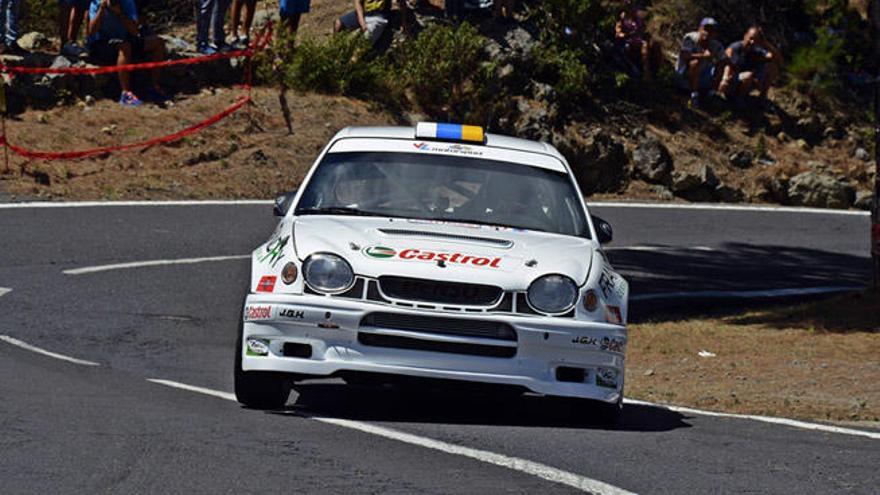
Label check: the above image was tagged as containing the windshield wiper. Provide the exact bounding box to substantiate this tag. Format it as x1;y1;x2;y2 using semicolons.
296;206;386;217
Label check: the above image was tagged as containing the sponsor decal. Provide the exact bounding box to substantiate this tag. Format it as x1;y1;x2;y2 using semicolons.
245;305;272;321
596;367;618;389
256;276;277;293
572;336;599;346
600;336;626;353
362;245;502;268
246;338;270;356
599;268;619;300
279;308;305;319
412;142;483;156
317;311;339;329
605;305;623;325
259;235;290;268
364;246;396;259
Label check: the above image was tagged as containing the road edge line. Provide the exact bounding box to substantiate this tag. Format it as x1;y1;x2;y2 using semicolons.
64;255;250;275
0;335;100;367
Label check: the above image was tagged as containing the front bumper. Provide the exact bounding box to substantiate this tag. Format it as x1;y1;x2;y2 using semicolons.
241;293;627;403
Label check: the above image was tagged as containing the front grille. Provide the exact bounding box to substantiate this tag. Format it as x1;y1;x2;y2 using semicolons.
361;312;517;341
379;276;502;306
358;333;516;358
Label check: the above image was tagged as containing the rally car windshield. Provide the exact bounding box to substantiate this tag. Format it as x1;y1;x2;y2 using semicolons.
295;151;589;238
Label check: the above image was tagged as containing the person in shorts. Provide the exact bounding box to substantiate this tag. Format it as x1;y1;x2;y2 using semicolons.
60;0;90;57
88;0;167;106
335;0;408;46
674;17;728;109
280;0;309;37
230;0;256;48
719;26;783;109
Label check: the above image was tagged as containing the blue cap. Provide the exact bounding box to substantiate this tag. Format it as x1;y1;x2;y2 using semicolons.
700;17;718;28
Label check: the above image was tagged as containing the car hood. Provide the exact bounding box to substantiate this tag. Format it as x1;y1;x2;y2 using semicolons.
293;216;594;290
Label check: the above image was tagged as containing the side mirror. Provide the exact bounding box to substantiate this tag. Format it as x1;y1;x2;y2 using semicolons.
592;215;613;244
273;190;297;217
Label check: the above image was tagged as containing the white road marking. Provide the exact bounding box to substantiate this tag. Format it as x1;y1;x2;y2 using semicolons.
630;286;862;301
0;199;869;217
0;288;11;298
64;255;250;275
606;246;716;252
0;335;100;366
624;398;880;441
0;200;272;209
590;201;870;216
147;379;637;495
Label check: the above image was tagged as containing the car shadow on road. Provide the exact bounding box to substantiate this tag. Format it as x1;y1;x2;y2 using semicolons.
268;381;691;432
612;242;872;323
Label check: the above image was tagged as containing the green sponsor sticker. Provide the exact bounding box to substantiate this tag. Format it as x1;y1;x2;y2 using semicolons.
364;246;396;259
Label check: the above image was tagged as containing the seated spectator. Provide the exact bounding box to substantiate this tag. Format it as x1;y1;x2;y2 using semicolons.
60;0;89;56
614;2;661;78
280;0;309;37
0;0;25;55
197;0;231;55
335;0;408;46
230;0;256;48
674;17;727;109
719;26;782;109
88;0;167;107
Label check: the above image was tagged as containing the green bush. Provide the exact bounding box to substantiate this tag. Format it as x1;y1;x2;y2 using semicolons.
787;28;845;94
394;22;499;123
529;45;589;101
260;32;386;98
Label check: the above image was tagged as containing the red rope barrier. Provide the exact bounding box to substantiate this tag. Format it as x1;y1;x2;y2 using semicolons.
0;22;274;162
0;95;251;160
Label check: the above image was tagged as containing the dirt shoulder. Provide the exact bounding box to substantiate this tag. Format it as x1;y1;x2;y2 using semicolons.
626;290;880;424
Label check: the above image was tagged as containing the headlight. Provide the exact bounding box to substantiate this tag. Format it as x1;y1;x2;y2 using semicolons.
302;253;355;293
527;274;578;314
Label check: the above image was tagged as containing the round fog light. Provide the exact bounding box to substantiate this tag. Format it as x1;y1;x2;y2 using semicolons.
583;290;598;312
246;338;270;356
281;262;298;285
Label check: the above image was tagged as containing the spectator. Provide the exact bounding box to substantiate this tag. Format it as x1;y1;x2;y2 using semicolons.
494;0;514;22
197;0;231;54
60;0;90;57
280;0;310;37
0;0;24;55
230;0;256;48
88;0;167;106
614;2;661;78
719;26;783;109
334;0;408;46
674;17;727;109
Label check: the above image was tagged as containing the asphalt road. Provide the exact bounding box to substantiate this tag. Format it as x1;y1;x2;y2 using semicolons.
0;202;876;494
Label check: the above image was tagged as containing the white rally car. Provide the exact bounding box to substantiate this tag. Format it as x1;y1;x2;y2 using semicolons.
236;122;629;421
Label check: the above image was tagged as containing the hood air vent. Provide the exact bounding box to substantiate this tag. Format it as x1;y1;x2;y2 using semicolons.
378;229;513;248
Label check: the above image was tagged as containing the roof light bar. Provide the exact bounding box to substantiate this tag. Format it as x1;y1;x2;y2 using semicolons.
415;122;485;144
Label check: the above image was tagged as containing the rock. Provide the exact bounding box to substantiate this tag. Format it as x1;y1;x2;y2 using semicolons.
729;150;753;168
643;369;654;377
84;95;95;106
18;32;49;51
36;113;49;124
503;26;537;56
823;126;845;141
631;137;673;185
776;131;790;142
649;185;675;200
715;184;745;202
795;139;810;150
160;35;196;56
671;163;718;202
32;170;51;186
552;128;628;194
101;125;117;135
514;98;552;142
854;148;871;162
531;82;557;104
795;114;823;141
854;190;874;211
787;172;856;209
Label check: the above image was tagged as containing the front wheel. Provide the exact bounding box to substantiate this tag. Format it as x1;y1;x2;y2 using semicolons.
234;319;291;409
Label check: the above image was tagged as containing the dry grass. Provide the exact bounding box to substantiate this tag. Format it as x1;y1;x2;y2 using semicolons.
627;290;880;423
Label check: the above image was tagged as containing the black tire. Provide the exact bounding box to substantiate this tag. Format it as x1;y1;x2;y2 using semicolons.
234;318;291;409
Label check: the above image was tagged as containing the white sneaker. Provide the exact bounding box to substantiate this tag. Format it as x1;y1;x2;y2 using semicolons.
61;42;87;57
